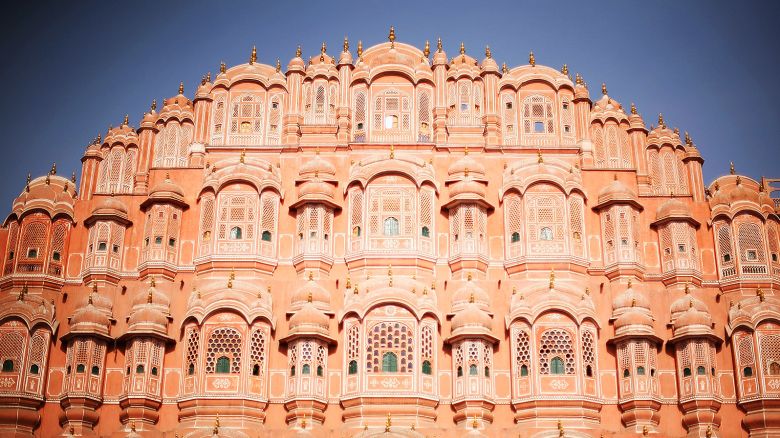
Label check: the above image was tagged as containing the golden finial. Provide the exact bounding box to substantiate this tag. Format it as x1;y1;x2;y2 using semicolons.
423;40;430;57
585;287;590;296
630;102;636;115
706;426;713;438
436;37;443;53
469;292;475;304
758;288;765;302
71;171;76;183
689;299;694;309
388;26;396;47
178;81;184;95
50;162;57;175
229;269;235;280
642;425;648;436
684;282;690;294
736;175;742;185
131;421;136;432
250;45;257;64
385;412;392;432
308;271;314;281
467;272;473;281
485;45;492;59
685;131;692;145
464;167;469;177
575;73;583;85
206;72;211;82
150;276;156;287
657;113;665;128
422;287;428;296
674;127;680;135
558;419;564;432
631;298;636;307
561;64;568;75
88;293;93;305
537;149;544;164
354;284;359;295
346;276;352;289
357;40;363;58
601;83;607;95
276;59;281;72
240;148;246;164
320;41;327;62
431;281;436;291
220;61;226;74
549;270;555;290
390;144;395;159
213;414;220;434
502;63;508;74
69;426;74;435
151;99;157;112
45;174;50;185
17;284;27;301
464;145;469;156
627;277;632;288
512;286;517;295
472;416;479;429
307;291;313;303
529;50;535;67
123;114;129;126
296;45;302;58
267;285;271;295
343;36;349;52
201;74;206;86
730;161;735;175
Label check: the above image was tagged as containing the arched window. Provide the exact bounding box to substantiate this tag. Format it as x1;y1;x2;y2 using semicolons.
382;352;398;372
136;364;145;374
317;365;324;377
457;366;463;377
696;366;706;375
290;365;296;376
623;369;630;378
151;367;158;376
683;367;692;377
540;227;553;241
520;365;528;377
744;366;753;377
550;357;565;375
637;366;646;375
1;359;13;372
352;226;361;237
511;232;520;243
384;217;399;236
302;364;311;375
188;363;195;375
29;364;39;375
91;366;100;376
421;226;430;237
422;360;432;375
261;230;272;242
484;366;490;377
252;364;260;376
216;356;230;374
586;365;593;377
230;227;242;240
348;360;358;375
76;364;86;373
469;364;478;376
770;362;780;375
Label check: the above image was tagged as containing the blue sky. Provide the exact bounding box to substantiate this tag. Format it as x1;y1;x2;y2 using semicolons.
0;0;777;207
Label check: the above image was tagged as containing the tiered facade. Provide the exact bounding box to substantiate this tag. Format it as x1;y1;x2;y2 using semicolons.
1;30;779;437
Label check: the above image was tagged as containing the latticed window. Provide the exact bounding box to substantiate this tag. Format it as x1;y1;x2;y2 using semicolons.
348;188;364;252
250;328;266;377
205;327;241;374
736;334;755;378
259;191;279;256
759;332;780;375
450;203;487;257
421;325;433;375
525;184;566;256
304;82;335;125
648;147;688;195
521;94;554;140
216;192;256;251
560;97;576;144
0;326;25;374
347;324;360;375
49;219;68;275
373;89;412;141
366;180;416;251
210;93;227;145
296;203;333;256
593;122;631;168
715;222;736;278
353;89;367;141
448;80;482;126
153;122;192;168
366;321;413;373
581;327;597;377
502;93;517;144
184;326;199;376
266;94;283;145
19;218;47;272
539;328;575;375
4;221;19;274
417;88;432;142
514;328;531;377
228;93;264;145
737;221;768;275
97;147;136;194
504;193;523;258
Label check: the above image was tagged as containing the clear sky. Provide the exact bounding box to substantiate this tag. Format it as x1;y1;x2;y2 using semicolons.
0;0;778;208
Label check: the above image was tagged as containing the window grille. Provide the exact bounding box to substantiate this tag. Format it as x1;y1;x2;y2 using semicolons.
366;321;413;373
539;328;575;375
205;327;241;374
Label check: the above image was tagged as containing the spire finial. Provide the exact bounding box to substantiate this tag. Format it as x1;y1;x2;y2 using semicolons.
575;72;583;85
71;171;76;183
423;40;430;57
706;426;713;438
276;59;281;72
627;277;632;288
220;61;226;74
685;131;692;145
178;81;184;95
307;291;313;303
537;149;544;164
240;148;246;164
561;64;568;75
436;37;443;52
50;162;57;175
250;45;257;64
88;293;93;305
469;292;475;304
150;275;156;288
684;282;690;294
458;42;465;56
658;113;665;128
642;425;649;436
206;72;211;82
472;416;479;429
390;144;395;159
147;287;153;304
388;26;396;47
123;114;129;126
730;161;735;175
385;413;392;432
151;99;157;112
502;62;508;74
296;45;302;58
357;40;363;57
630;102;636;115
343;36;349;52
131;421;136;432
758;288;765;302
213;414;220;435
529;50;535;66
485;45;491;59
601;83;607;95
320;41;327;61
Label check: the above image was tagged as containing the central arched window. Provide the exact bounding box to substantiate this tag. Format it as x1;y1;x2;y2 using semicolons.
348;360;358;375
550;357;565;375
1;359;13;372
469;364;478;376
382;352;398;372
230;226;242;240
384;217;399;236
540;227;553;241
422;360;432;375
216;356;230;373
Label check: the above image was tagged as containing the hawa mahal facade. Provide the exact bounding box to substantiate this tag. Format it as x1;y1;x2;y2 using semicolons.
0;30;779;437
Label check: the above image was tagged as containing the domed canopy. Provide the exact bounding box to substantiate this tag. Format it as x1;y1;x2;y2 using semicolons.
595;179;641;210
614;309;653;330
451;280;491;314
299;154;337;180
86;195;131;226
447;154;486;180
130;281;171;311
124;304;171;341
282;302;334;345
10;174;77;222
289;277;331;314
64;301;112;341
141;176;187;209
443;179;491;210
448;302;498;345
291;178;339;210
653;198;699;227
611;283;650;316
670;292;708;318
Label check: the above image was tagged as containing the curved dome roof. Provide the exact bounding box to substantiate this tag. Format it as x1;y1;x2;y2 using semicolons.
131;283;171;309
299;154;337;179
451;280;490;313
614;308;653;330
149;177;185;198
288;302;330;335
91;195;128;216
448;154;485;178
127;304;168;331
656;198;692;221
673;307;712;330
670;290;708;317
612;284;650;313
596;179;639;208
451;302;493;332
291;278;331;310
